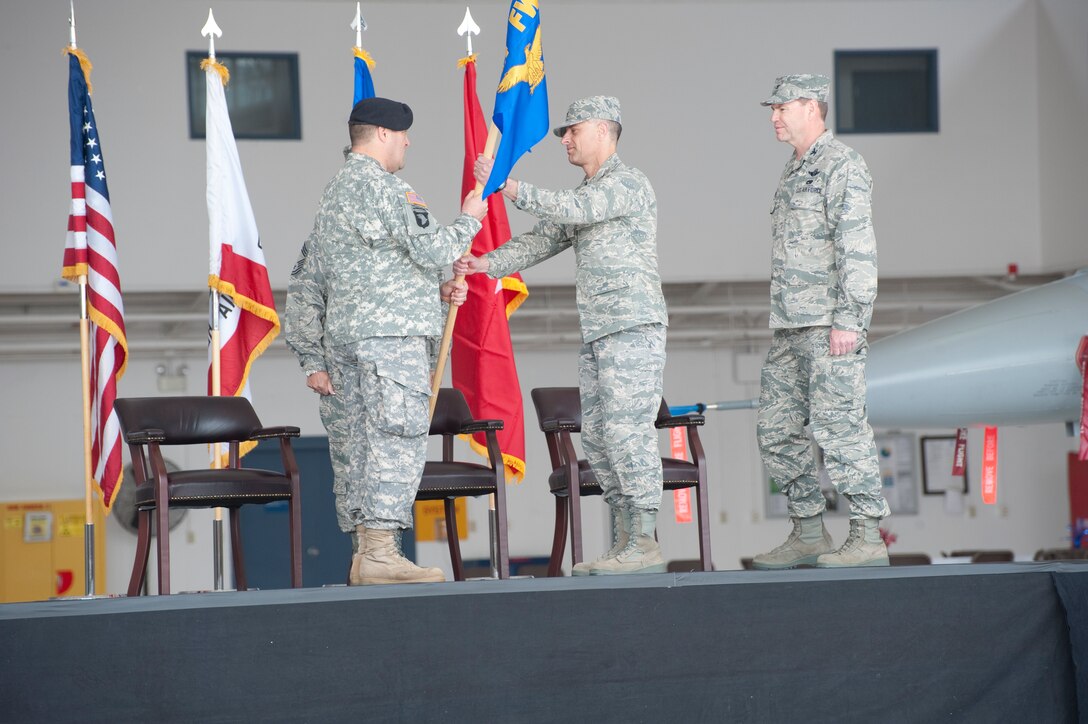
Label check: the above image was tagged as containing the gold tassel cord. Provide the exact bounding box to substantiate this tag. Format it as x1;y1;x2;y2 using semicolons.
352;47;376;70
62;47;93;95
457;53;478;69
200;58;230;86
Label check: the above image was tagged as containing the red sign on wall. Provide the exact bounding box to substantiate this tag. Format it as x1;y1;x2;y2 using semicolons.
671;427;692;523
981;426;998;505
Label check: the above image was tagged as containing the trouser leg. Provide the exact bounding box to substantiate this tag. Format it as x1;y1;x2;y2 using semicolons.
334;336;431;531
318;363;354;536
757;329;823;518
807;330;890;520
580;324;667;513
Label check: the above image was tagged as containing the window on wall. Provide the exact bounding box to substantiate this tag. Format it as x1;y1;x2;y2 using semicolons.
834;49;938;134
186;51;301;140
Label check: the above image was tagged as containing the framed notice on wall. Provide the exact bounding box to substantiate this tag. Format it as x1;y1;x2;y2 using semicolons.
921;435;968;495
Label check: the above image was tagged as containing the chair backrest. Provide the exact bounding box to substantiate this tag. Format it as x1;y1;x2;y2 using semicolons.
970;549;1014;563
114;396;263;445
531;387;582;432
889;553;932;566
430;389;473;436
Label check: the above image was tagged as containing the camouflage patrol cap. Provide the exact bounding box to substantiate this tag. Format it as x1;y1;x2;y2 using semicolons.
760;74;831;106
552;95;622;137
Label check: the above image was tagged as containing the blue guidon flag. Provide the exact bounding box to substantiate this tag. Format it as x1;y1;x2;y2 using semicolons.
353;46;376;106
483;0;549;197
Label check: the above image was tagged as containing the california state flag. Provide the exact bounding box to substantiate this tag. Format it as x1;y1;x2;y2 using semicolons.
203;59;279;425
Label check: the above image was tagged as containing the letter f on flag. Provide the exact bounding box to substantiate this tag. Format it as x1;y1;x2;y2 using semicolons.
483;0;549;197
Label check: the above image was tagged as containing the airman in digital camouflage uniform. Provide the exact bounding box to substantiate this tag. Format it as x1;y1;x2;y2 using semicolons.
753;75;891;570
286;97;486;584
455;96;669;576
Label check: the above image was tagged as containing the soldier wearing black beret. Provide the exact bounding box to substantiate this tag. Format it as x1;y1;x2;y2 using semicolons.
285;97;487;585
348;96;414;131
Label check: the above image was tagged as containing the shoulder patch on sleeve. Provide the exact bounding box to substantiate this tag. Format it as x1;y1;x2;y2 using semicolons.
290;240;309;277
403;192;437;234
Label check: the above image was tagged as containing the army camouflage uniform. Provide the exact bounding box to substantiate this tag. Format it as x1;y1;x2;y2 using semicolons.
286;151;481;531
485;152;668;513
285;235;353;534
758;129;891;520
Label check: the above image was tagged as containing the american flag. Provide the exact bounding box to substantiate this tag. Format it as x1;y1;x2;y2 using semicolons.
62;50;128;510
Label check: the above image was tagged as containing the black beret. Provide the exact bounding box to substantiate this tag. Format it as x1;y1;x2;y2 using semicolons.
348;97;413;131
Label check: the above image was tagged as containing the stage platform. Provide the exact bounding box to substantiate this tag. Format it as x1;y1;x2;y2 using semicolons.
2;562;1086;723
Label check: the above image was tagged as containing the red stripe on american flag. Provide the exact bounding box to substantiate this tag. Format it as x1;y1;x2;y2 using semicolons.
85;205;115;244
87;246;121;292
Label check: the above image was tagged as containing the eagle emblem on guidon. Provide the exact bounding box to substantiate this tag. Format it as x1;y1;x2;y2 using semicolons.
497;27;544;94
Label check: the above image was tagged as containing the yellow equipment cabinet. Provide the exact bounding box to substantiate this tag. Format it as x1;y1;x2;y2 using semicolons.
0;499;106;603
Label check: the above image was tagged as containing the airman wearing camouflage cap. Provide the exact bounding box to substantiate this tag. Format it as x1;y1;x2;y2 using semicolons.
286;97;487;585
752;76;891;572
552;95;622;136
455;95;669;576
760;74;831;106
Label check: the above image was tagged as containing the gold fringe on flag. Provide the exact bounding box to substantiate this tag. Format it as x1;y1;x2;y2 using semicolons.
501;276;529;318
200;58;230;86
353;47;376;70
62;47;93;95
457;53;478;69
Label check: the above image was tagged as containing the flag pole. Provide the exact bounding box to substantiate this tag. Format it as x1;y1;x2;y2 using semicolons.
443;7;504;579
69;1;98;598
431;8;499;417
429;122;499;415
203;9;226;592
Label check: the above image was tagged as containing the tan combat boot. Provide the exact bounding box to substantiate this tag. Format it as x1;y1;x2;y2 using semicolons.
348;525;367;586
589;509;667;575
816;518;889;568
358;527;446;584
751;515;834;570
572;506;628;576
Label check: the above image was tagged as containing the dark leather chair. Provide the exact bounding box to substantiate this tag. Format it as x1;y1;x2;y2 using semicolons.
969;549;1015;563
114;396;302;596
416;388;509;580
531;386;712;577
1033;547;1088;561
888;552;932;566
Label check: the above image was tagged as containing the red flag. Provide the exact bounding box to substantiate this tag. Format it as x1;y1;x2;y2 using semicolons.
63;49;128;510
451;55;527;482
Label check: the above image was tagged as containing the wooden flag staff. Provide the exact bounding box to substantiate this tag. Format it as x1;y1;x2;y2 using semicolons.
202;8;227;591
68;1;100;598
428;125;498;416
429;5;498;417
430;7;507;580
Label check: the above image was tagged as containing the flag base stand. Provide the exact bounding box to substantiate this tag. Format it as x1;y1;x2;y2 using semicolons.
213;516;224;591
